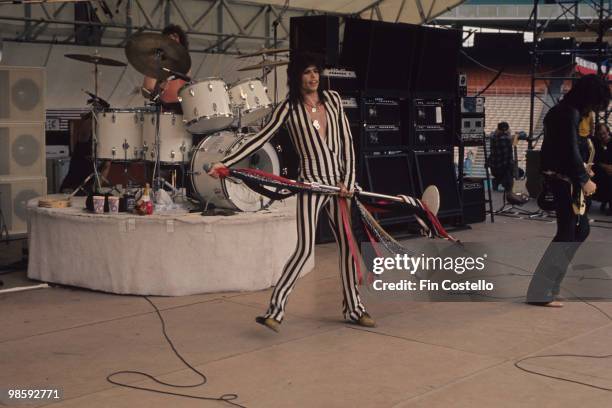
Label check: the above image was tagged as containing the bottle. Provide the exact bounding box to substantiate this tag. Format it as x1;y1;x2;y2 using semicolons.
136;184;154;215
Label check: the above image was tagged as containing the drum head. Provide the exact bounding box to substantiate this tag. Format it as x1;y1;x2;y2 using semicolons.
223;142;280;212
190;132;280;212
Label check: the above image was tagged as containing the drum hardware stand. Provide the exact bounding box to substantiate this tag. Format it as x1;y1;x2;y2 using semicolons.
150;67;193;196
71;108;104;197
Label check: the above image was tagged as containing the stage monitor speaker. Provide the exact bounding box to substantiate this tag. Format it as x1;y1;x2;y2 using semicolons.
0;123;46;178
290;16;339;66
363;153;416;222
0;66;45;123
0;177;46;235
413;151;462;217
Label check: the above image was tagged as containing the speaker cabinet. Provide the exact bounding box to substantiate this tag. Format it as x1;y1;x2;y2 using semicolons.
0;67;45;123
413;151;462;217
0;123;46;178
362;153;416;223
0;177;46;235
290;16;339;66
462;178;486;224
526;149;542;198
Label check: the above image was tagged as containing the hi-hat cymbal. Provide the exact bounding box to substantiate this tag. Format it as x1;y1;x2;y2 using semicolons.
238;48;290;59
64;54;127;67
125;32;191;80
238;59;289;72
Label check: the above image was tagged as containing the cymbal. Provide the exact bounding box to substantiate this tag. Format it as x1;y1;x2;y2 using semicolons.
238;48;290;59
64;54;127;67
125;32;191;80
238;59;289;72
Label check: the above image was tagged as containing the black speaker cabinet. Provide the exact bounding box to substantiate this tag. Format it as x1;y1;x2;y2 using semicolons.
413;151;462;217
363;153;416;223
526;149;543;198
290;16;339;67
462;177;486;224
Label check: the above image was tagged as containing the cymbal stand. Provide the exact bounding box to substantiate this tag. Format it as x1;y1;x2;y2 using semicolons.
150;49;164;194
76;108;104;194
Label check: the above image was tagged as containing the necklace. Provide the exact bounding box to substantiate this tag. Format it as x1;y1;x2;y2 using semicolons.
304;99;320;113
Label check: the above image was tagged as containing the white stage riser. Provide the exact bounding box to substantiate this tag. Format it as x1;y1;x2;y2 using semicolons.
27;197;313;296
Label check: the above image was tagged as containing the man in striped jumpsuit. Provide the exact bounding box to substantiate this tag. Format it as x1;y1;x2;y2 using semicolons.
209;52;375;332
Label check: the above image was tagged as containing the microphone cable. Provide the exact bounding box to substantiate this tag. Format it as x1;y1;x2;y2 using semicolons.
106;296;246;407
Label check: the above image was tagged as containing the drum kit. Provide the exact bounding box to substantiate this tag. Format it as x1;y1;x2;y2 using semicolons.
67;33;290;212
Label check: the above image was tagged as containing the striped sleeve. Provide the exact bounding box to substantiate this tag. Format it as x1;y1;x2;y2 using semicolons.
221;99;290;168
333;91;356;190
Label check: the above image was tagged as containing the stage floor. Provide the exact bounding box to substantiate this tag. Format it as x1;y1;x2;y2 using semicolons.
2;193;612;407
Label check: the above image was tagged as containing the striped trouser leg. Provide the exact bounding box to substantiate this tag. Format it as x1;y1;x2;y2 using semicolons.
326;196;366;321
265;191;327;322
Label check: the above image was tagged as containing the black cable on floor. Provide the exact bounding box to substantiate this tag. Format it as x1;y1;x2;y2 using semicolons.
475;255;612;391
106;296;246;408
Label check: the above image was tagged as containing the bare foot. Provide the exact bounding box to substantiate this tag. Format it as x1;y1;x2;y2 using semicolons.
527;301;564;307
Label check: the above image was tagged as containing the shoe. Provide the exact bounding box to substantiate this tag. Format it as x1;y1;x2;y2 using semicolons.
255;316;280;332
526;301;563;308
354;312;377;328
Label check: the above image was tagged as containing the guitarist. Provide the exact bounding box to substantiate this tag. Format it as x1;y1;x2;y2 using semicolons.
527;74;610;307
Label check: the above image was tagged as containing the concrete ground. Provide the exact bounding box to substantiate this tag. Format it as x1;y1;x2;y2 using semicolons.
1;191;612;408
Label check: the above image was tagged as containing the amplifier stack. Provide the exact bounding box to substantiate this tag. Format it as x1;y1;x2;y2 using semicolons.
292;16;473;237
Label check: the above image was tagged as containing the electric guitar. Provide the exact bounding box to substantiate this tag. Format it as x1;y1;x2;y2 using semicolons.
571;138;595;216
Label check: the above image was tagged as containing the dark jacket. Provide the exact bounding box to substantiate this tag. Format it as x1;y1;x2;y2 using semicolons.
540;101;589;186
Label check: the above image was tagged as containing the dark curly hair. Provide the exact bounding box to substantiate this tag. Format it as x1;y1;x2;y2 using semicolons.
563;74;611;114
287;51;325;108
162;24;189;50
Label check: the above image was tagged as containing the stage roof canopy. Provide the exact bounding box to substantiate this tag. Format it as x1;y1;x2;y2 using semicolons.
244;0;466;25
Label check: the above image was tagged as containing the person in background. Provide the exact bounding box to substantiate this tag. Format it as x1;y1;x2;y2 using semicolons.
142;24;189;113
592;123;612;214
488;121;516;193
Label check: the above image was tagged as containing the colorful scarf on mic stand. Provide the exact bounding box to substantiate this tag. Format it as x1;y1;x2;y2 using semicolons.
216;167;457;284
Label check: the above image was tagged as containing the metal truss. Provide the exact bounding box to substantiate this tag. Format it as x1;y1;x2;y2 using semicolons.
0;0;341;54
527;0;611;146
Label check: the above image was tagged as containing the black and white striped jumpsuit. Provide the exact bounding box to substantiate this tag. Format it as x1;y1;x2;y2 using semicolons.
221;90;367;322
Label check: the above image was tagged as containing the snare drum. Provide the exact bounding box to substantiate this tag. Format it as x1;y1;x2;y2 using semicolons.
142;112;192;164
95;109;143;161
178;78;234;134
228;78;273;126
190;131;280;212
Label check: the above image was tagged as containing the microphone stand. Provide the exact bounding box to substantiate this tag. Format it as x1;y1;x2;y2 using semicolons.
271;0;289;105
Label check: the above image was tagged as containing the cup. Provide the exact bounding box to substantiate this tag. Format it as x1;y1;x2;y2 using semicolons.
93;195;105;214
108;196;120;213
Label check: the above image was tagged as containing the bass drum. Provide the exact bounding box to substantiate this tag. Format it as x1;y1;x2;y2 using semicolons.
190;131;280;212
